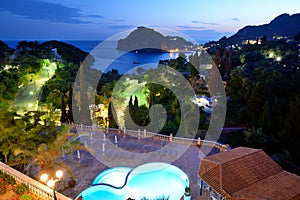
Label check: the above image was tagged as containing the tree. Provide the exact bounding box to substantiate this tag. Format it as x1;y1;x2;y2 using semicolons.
67;84;74;123
60;94;67;123
190;52;199;78
132;96;140;125
124;96;136;130
14;126;91;179
280;94;300;162
108;101;118;128
294;32;300;42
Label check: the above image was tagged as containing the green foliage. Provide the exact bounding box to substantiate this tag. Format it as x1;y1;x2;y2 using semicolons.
0;173;15;185
15;183;29;195
294;32;300;42
225;39;300;174
108;101;118;128
244;51;264;63
0;172;16;195
0;178;7;195
40;40;92;65
244;128;265;148
19;193;33;200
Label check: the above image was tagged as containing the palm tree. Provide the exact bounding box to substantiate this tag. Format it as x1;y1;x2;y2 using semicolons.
14;125;92;179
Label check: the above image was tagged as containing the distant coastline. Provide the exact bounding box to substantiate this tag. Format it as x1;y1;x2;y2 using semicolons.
3;39;208;53
3;40;102;52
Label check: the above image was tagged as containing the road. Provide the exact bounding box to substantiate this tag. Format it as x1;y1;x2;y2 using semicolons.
11;62;56;115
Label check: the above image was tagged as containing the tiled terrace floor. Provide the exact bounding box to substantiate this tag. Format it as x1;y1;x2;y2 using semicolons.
61;131;219;199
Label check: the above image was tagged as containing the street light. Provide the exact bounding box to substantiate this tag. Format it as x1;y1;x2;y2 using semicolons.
40;170;63;200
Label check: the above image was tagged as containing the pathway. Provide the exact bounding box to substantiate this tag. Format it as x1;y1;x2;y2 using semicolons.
11;62;56;115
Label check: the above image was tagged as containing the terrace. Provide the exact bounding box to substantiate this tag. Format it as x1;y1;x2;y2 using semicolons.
1;125;229;199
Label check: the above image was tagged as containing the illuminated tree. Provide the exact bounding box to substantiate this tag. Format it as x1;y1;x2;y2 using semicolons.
108;101;118;128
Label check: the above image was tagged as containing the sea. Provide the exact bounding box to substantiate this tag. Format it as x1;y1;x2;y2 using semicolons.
4;40;198;74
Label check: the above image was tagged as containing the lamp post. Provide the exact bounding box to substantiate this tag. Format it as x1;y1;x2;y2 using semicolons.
40;170;63;200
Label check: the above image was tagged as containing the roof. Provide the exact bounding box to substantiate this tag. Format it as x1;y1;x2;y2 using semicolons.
199;147;300;200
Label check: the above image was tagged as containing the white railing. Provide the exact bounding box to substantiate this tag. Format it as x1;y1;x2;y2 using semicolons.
74;124;229;152
0;162;71;200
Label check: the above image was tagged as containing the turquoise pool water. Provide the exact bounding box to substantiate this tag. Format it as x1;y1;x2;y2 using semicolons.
75;162;189;200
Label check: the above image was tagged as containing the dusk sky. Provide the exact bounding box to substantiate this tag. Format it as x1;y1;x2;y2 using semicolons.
0;0;299;42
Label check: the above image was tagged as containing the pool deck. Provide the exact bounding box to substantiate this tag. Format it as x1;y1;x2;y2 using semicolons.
61;132;219;199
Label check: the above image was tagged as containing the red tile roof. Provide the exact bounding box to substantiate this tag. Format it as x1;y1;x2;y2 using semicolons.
199;147;300;200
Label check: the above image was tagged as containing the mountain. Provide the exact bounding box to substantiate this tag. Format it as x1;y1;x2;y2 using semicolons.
41;40;94;65
117;26;194;52
218;13;300;45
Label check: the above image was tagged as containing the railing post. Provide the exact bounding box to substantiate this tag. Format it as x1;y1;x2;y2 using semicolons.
169;134;173;143
144;129;146;137
138;129;141;140
77;150;80;159
115;135;118;145
197;137;201;146
102;143;105;154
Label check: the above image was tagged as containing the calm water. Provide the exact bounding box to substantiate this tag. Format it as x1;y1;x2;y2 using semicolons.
4;40;194;74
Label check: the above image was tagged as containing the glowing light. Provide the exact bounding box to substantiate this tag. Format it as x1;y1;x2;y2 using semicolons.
269;52;274;58
29;91;34;95
276;56;282;62
40;174;48;182
47;179;55;188
28;103;33;107
56;170;63;179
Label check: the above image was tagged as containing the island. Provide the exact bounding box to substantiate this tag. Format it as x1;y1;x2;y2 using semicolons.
117;26;195;52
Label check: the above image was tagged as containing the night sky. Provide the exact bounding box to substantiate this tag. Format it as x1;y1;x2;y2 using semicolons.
0;0;299;42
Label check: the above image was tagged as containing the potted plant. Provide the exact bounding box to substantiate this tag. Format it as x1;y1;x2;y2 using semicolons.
184;187;191;200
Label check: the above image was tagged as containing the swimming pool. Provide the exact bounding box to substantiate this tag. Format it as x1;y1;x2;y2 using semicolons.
75;162;190;200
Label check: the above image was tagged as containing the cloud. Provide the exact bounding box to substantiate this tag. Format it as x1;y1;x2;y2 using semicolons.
85;14;104;19
107;24;136;29
177;25;205;30
0;0;102;24
179;29;233;42
192;20;220;25
231;18;239;21
115;19;126;22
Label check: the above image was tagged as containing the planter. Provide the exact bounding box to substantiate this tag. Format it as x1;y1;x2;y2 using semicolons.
184;187;191;200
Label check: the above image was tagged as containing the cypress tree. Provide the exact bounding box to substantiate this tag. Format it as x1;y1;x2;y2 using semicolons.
190;52;200;78
67;84;74;123
60;94;67;123
133;96;140;125
108;101;118;128
128;95;133;116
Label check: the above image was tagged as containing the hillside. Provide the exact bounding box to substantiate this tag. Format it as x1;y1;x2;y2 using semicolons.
41;40;94;65
218;13;300;45
117;26;194;52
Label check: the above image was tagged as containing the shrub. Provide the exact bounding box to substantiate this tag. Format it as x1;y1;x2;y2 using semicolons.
19;193;33;200
15;183;29;195
0;178;7;195
0;172;16;185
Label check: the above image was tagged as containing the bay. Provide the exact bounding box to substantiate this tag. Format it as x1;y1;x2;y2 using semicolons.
3;40;194;74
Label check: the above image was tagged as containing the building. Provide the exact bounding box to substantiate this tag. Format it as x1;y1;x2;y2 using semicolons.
198;147;300;200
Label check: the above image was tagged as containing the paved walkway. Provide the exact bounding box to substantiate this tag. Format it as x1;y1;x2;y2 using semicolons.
61;130;219;199
11;62;56;115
